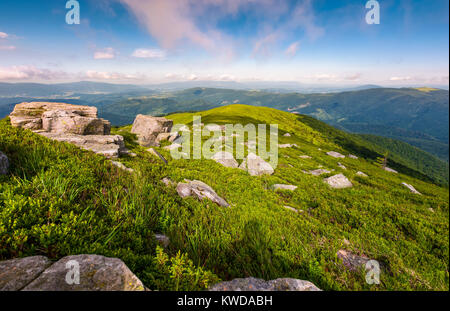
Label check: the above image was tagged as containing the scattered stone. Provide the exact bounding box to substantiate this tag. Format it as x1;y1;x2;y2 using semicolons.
401;182;421;195
384;167;398;173
337;250;371;271
309;169;331;176
156;133;172;144
323;174;353;189
154;234;170;248
356;171;368;177
283;133;291;137
239;153;274;176
111;161;134;173
176;180;229;207
22;255;145;291
326;151;345;158
147;148;168;164
284;206;300;213
0;256;52;291
338;162;347;170
209;277;321;291
131;114;173;147
38;133;127;158
272;184;297;191
348;154;358;159
299;155;312;159
278;144;297;148
211;151;239;168
164;143;182;151
161;177;175;187
121;149;137;157
10;102;110;135
0;151;9;175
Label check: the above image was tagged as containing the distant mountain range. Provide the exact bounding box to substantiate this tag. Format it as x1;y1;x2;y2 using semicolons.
0;82;448;164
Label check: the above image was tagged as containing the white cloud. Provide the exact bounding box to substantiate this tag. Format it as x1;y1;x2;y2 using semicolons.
390;76;412;81
94;47;116;59
0;65;68;80
285;41;300;57
0;32;8;39
85;70;142;80
0;45;16;51
131;48;166;59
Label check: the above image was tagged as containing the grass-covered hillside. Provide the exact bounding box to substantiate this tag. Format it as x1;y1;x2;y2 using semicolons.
0;105;448;291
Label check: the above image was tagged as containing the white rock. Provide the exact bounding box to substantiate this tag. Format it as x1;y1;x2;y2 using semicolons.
401;182;421;195
272;184;297;191
326;151;345;158
324;174;353;189
356;171;368;177
384;167;398;173
239;153;274;176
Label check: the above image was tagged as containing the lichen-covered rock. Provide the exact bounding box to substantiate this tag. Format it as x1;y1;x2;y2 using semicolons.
0;256;52;291
22;255;145;291
0;151;9;175
401;182;421;195
211;151;238;168
38;133;126;158
324;174;353;189
176;180;229;207
326;151;346;158
239;153;274;176
272;184;297;191
131;114;173;147
208;277;321;291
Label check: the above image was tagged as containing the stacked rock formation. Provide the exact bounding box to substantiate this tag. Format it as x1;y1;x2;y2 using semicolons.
9;102;126;158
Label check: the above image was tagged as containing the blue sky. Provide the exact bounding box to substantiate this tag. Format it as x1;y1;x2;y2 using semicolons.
0;0;448;86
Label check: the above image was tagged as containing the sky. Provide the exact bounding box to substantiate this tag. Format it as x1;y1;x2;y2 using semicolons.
0;0;448;86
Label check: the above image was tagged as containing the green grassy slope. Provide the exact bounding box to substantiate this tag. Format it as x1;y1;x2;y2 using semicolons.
0;105;449;291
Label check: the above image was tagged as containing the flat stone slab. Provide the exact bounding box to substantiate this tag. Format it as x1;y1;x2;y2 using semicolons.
348;154;358;159
324;174;353;189
0;256;52;291
356;171;368;177
176;180;229;207
384;167;398;173
309;169;331;176
272;184;297;191
326;151;346;158
22;254;145;291
211;151;239;168
299;155;312;159
401;182;421;195
209;277;321;291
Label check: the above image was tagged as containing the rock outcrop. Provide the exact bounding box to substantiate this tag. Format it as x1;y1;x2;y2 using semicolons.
0;151;9;175
176;180;229;207
9;102;126;158
401;182;421;195
10;102;110;135
324;174;353;189
239;153;274;176
211;151;238;168
0;255;145;291
131;114;173;147
209;277;321;291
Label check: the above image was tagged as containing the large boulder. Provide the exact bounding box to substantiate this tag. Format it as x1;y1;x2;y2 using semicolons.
0;256;52;291
10;102;110;135
239;153;274;176
323;174;353;189
0;151;9;175
22;254;145;291
211;151;238;168
176;180;229;207
131;114;173;147
38;133;126;158
209;277;321;291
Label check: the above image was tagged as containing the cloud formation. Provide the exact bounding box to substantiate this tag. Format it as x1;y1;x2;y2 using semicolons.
132;48;166;59
285;41;300;57
0;32;8;39
0;65;68;80
94;47;116;59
